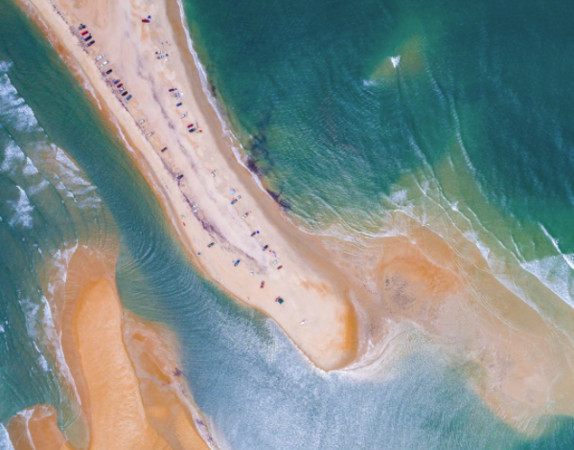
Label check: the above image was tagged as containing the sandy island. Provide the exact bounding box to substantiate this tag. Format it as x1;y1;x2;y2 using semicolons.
8;245;211;449
14;0;574;438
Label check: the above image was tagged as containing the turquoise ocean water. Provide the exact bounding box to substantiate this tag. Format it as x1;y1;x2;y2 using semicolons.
1;0;574;447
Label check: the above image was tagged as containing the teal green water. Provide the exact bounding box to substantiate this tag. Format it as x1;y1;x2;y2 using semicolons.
0;0;574;448
184;0;574;306
184;0;574;238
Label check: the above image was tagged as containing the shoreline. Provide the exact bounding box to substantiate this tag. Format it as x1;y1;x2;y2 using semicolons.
7;245;212;449
15;0;360;371
13;0;574;437
170;0;280;201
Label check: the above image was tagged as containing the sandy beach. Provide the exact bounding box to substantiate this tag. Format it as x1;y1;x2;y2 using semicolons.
8;245;211;449
17;0;358;372
14;0;574;438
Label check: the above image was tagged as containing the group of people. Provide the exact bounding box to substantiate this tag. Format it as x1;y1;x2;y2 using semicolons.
82;17;288;307
79;24;132;102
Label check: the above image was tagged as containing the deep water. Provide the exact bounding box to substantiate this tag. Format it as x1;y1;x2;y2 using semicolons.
0;0;574;448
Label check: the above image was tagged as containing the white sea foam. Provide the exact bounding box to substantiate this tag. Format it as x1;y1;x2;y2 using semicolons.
1;142;43;192
0;60;13;73
176;0;225;131
22;157;39;176
53;146;82;174
15;409;34;445
52;146;93;189
389;188;408;205
49;245;78;290
451;104;486;197
204;416;230;450
45;145;101;210
522;256;574;309
467;230;491;260
28;179;50;195
11;248;84;424
38;353;50;372
540;224;574;271
40;290;83;405
76;197;101;210
74;185;97;196
7;186;34;229
0;141;26;173
0;423;15;450
504;224;574;310
458;222;574;324
80;77;103;111
1;137;93;213
20;297;40;338
0;73;39;133
40;245;83;407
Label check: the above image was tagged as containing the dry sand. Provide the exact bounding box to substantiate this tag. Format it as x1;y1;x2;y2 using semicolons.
17;0;357;372
8;245;211;449
14;0;574;437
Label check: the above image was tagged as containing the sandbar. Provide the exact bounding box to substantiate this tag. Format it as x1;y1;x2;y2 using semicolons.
8;245;211;449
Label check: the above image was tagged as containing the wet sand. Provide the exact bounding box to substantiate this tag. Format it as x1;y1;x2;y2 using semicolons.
331;213;574;433
7;246;211;449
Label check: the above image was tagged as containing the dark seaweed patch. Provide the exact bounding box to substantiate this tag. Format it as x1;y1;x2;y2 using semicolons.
246;155;263;177
266;188;291;210
208;78;217;98
245;132;272;176
249;133;269;159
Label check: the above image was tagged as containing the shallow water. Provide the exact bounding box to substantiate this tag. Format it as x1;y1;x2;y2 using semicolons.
1;0;574;448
